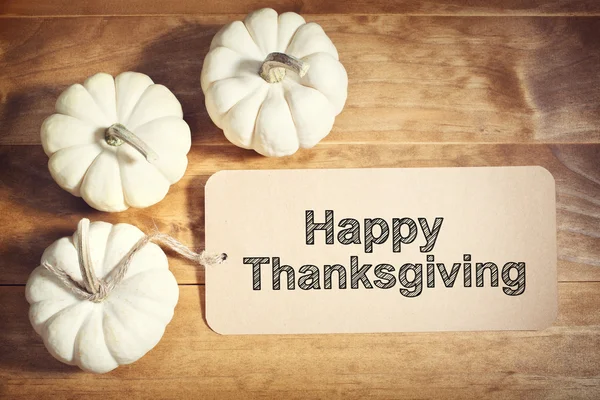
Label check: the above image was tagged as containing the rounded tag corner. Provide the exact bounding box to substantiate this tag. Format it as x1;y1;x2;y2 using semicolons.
532;165;556;189
205;307;229;336
205;170;231;193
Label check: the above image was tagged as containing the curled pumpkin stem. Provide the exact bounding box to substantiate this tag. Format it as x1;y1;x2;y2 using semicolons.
105;123;159;164
41;218;227;303
259;52;310;83
76;218;101;295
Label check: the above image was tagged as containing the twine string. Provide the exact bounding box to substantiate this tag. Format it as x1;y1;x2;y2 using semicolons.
41;219;227;303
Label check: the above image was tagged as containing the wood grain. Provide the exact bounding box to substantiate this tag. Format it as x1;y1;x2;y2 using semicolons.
1;284;599;399
1;0;600;16
1;16;600;145
1;143;598;285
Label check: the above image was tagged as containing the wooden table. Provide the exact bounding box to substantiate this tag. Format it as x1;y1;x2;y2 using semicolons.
1;1;599;398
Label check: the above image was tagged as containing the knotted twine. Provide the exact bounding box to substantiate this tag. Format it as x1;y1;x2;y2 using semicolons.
41;218;227;303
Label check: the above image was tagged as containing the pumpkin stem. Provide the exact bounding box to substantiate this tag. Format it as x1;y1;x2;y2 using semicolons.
105;123;159;164
259;52;310;83
76;218;101;295
42;219;228;303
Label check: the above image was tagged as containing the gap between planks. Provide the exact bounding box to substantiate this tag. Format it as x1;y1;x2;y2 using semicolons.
2;13;600;18
3;142;600;146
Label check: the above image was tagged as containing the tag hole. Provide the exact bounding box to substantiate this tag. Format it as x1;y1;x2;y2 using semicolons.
221;253;228;261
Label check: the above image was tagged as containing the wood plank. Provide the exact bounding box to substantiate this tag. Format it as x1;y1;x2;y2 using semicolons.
1;143;598;285
1;16;599;145
1;284;599;399
1;0;600;16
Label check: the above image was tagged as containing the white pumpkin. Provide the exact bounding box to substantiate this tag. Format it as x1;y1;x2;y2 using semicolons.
42;71;191;212
201;8;348;157
25;219;179;373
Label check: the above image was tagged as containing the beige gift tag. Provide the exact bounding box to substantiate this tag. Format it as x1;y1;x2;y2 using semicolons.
205;167;557;335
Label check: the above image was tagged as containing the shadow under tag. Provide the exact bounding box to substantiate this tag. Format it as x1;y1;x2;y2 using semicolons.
204;167;557;335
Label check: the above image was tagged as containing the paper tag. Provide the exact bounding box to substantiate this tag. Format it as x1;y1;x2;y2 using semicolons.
205;167;557;335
